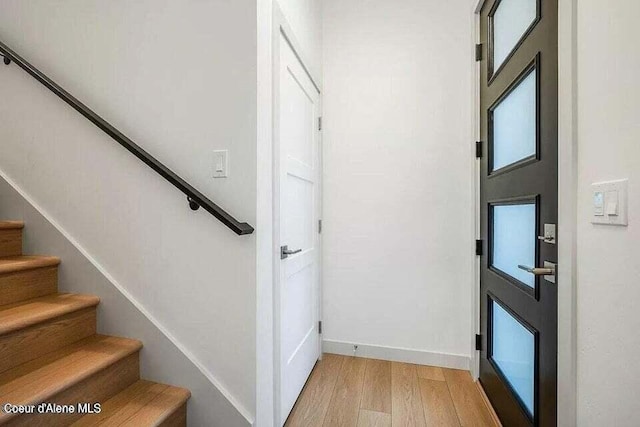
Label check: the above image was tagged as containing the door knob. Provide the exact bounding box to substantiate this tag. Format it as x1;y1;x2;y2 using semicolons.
281;245;302;260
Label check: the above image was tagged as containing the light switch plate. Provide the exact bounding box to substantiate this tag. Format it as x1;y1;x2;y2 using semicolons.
591;179;628;226
213;150;228;178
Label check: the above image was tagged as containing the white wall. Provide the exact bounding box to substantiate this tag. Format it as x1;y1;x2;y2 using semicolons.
576;1;640;425
0;0;257;423
322;0;475;365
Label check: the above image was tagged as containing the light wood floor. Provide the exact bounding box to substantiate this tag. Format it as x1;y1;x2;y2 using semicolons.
285;354;500;427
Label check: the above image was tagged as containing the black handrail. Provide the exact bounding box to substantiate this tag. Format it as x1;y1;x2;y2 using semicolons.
0;41;254;236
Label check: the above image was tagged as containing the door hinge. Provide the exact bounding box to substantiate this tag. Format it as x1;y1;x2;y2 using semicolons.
476;141;483;158
319;321;323;334
318;117;323;131
475;240;483;256
475;44;483;61
318;219;323;234
475;334;482;351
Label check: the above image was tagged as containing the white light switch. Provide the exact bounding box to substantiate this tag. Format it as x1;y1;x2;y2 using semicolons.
591;179;628;226
213;150;228;178
605;191;619;216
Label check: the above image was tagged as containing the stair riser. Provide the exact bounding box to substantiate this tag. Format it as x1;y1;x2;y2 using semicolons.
5;352;140;427
0;229;22;257
0;308;97;374
159;403;187;427
0;267;58;306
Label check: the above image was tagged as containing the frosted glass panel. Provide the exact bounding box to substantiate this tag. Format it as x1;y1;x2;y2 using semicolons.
492;69;536;171
492;204;536;287
492;300;535;417
493;0;537;71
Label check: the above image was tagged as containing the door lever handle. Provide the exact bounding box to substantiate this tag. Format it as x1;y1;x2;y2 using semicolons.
518;264;555;276
281;245;302;260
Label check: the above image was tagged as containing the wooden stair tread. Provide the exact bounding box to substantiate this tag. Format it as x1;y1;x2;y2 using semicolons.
0;220;189;424
0;293;100;335
0;221;24;230
0;255;61;274
72;380;191;426
0;334;142;423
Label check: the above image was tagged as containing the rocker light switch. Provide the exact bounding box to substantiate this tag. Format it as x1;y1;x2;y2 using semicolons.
606;191;619;216
591;179;628;226
213;150;228;178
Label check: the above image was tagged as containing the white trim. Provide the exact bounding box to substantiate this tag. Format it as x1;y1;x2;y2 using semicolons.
323;340;471;371
0;167;254;426
271;14;283;425
471;0;483;381
256;0;275;425
557;0;578;424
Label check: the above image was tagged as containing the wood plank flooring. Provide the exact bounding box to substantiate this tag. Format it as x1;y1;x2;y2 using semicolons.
285;354;499;427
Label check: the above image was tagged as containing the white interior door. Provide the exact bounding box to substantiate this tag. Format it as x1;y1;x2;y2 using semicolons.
278;33;321;424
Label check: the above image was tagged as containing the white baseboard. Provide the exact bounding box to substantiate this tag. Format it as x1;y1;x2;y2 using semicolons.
323;339;471;371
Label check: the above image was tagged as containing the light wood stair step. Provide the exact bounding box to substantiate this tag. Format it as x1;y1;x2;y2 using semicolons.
0;294;100;373
0;293;99;335
0;256;60;275
0;221;24;230
72;380;190;427
0;334;142;426
0;256;60;306
0;221;24;258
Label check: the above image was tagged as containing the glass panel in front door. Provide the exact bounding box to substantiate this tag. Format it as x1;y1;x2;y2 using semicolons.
491;299;536;418
490;66;537;172
491;203;536;288
491;0;539;76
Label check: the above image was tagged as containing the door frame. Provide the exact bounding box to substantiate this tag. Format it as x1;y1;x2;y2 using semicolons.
271;5;323;426
471;0;577;425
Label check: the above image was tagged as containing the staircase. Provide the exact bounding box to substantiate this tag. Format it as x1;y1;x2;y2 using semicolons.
0;221;190;426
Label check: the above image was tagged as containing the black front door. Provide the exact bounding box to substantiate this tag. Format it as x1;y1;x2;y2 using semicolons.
479;0;558;425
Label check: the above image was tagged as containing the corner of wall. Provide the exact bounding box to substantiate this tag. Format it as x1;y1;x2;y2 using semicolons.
256;0;275;425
